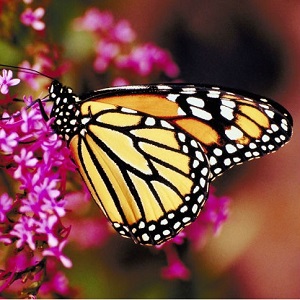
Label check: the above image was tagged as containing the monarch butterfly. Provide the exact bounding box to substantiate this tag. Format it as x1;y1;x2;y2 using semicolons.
2;66;294;246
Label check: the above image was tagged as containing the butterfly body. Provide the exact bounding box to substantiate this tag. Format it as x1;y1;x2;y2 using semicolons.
49;81;293;245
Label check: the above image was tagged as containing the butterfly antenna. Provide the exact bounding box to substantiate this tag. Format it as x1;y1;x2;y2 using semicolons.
0;63;54;80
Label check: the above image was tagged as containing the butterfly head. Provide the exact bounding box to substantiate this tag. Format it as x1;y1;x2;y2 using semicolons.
49;80;82;142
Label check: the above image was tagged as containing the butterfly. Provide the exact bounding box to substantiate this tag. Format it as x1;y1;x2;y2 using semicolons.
46;79;293;245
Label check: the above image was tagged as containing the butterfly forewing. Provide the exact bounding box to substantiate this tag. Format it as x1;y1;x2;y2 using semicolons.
171;87;293;179
85;84;293;180
49;81;293;245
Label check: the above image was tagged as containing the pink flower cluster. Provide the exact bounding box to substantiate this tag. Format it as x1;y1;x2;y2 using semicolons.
0;70;77;296
74;8;179;85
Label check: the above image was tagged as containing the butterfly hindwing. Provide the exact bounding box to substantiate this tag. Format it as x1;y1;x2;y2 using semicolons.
68;102;210;245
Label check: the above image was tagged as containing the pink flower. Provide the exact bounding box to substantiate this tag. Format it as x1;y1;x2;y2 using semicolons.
112;20;136;43
10;216;36;250
161;244;190;280
0;69;20;94
68;218;110;249
95;40;120;60
13;148;39;179
93;41;120;72
19;107;44;133
73;8;113;32
39;269;72;296
43;240;72;268
73;7;179;83
93;56;109;73
111;77;130;86
36;213;59;247
33;177;60;202
0;129;19;154
161;259;190;281
116;43;179;77
20;7;45;31
185;188;230;249
0;193;13;223
19;192;43;216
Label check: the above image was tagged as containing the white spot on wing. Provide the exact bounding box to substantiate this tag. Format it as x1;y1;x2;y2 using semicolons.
149;224;155;231
181;87;197;94
80;128;87;136
145;117;155;126
142;233;150;241
221;99;236;108
190;140;198;148
192;204;198;214
100;85;148;92
271;124;279;132
178;107;186;116
187;97;205;108
225;126;244;140
213;148;222;156
81;117;90;125
193;160;199;168
160;120;174;129
201;167;208;176
224;158;231;166
121;107;137;113
157;85;172;90
262;134;270;142
195;151;204;161
200;177;206;188
191;107;212;120
281;119;288;131
214;167;222;174
178;132;186;142
265;109;275;118
167;93;179;102
221;106;234;121
210;156;217;166
225;144;237;153
207;90;221;98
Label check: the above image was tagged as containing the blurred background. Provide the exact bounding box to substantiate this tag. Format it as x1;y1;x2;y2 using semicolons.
1;0;299;298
